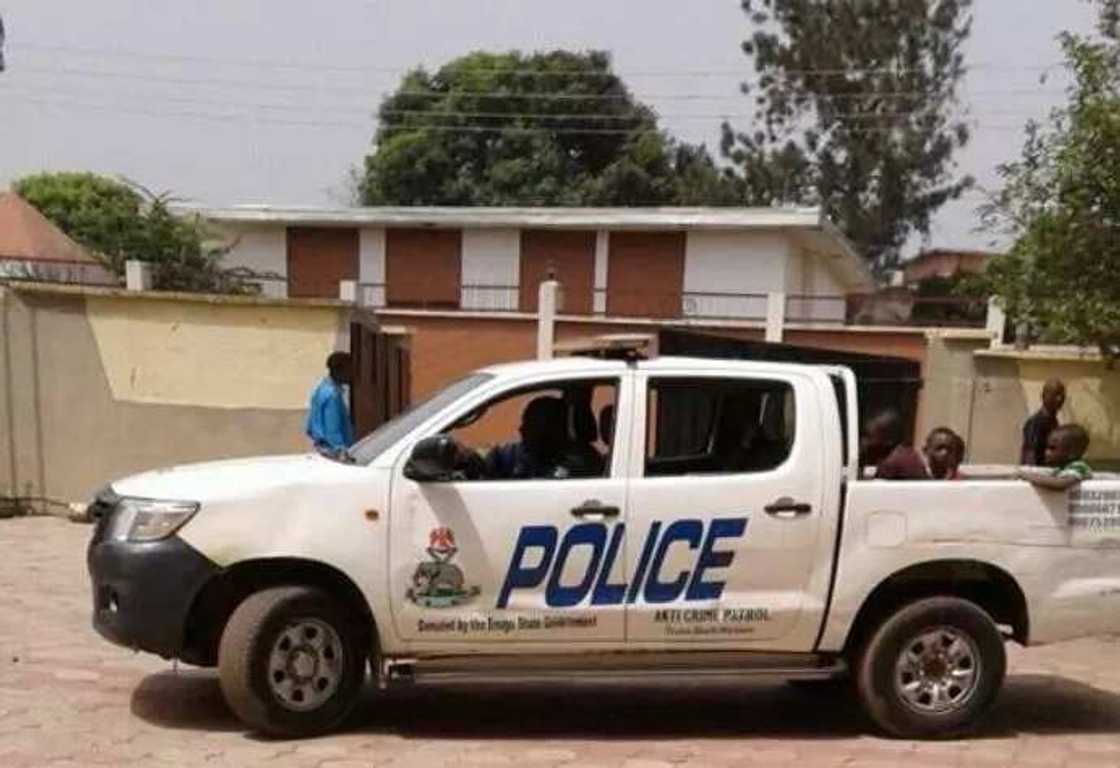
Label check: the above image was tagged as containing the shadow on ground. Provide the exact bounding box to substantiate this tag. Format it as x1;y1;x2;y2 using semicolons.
130;671;1120;741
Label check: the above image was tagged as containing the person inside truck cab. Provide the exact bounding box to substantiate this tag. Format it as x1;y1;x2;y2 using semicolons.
717;392;789;472
482;396;601;480
860;410;930;480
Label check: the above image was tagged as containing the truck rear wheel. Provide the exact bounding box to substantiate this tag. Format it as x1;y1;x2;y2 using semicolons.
854;596;1005;738
218;586;366;737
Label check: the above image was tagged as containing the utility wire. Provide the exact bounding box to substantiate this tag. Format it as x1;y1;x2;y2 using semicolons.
0;84;1051;122
4;92;1038;134
9;41;1065;77
11;64;1068;102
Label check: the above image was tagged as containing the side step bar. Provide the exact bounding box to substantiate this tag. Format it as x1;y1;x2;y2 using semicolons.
383;652;845;687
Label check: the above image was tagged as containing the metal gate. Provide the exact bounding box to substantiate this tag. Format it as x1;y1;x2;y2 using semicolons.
350;315;411;440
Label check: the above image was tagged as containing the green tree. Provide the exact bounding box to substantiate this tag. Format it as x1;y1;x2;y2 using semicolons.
358;50;737;206
722;0;975;270
13;172;146;267
981;28;1120;365
13;172;248;293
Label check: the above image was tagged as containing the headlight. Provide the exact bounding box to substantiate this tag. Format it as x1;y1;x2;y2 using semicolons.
106;499;200;542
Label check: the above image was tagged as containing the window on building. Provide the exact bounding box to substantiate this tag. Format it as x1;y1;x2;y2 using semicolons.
645;377;795;476
385;228;461;308
519;230;596;314
286;227;359;299
607;232;685;318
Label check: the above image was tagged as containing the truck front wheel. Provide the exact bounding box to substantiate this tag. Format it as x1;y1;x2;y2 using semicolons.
854;596;1006;738
218;586;366;737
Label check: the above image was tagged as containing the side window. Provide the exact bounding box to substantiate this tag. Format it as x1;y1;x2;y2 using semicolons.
443;378;618;481
645;378;795;477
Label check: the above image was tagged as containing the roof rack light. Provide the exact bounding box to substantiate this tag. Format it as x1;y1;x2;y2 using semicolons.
553;333;655;361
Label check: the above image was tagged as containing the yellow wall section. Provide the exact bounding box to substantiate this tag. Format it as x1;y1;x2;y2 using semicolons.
1019;359;1120;461
85;296;343;409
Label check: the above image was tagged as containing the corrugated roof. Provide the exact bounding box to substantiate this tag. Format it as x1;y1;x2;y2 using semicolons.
0;192;100;264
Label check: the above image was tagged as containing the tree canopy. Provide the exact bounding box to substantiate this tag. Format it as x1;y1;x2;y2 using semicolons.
981;21;1120;364
722;0;975;270
357;51;738;207
14;172;247;293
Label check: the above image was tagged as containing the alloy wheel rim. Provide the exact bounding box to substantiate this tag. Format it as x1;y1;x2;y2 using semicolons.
267;618;344;711
894;625;981;715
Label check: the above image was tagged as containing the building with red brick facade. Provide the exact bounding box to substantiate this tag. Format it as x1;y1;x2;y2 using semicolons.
186;205;873;324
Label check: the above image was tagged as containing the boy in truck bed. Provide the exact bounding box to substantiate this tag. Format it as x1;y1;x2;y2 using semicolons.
1018;423;1093;490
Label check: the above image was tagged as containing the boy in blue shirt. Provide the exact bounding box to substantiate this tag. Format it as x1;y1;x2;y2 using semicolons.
305;352;353;456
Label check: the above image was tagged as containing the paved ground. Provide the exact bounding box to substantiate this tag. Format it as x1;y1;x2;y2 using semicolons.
7;517;1120;767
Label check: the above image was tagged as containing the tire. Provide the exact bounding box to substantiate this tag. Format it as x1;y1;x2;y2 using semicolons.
853;596;1005;739
218;586;367;738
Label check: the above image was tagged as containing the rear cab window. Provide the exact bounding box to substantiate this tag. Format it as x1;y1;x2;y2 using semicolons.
644;377;796;477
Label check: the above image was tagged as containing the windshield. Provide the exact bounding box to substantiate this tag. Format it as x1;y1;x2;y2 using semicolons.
348;373;494;464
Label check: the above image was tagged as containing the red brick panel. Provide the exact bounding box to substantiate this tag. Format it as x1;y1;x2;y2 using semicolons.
607;232;685;318
386;228;462;308
519;230;596;314
286;227;359;299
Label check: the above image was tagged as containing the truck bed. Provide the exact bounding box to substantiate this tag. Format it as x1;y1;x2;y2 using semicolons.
819;472;1120;651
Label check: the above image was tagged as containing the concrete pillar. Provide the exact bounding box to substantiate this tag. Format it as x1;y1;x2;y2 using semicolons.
593;231;609;314
358;228;387;308
537;279;559;360
766;291;786;343
339;280;358;303
124;260;152;291
986;297;1007;349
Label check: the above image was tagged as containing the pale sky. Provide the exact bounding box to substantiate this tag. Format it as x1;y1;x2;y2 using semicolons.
0;0;1101;256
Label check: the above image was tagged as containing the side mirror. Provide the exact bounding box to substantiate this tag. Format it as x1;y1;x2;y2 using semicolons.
404;435;459;482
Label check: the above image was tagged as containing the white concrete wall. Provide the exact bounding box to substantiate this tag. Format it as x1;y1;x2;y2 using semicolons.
785;245;846;323
683;231;789;320
460;228;520;310
359;227;386;307
221;225;288;298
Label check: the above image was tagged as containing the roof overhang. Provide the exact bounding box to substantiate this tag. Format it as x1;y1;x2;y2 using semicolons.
793;218;875;291
175;203;873;291
175;203;828;230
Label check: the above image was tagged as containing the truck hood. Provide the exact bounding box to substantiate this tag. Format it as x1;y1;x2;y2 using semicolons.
110;453;364;503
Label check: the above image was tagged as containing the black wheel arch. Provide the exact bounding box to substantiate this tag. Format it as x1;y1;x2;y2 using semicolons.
180;557;378;667
842;559;1030;657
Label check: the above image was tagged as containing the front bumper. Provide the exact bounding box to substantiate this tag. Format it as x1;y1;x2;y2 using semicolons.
87;511;219;659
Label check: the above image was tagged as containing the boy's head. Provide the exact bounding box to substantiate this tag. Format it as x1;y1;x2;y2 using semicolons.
924;427;965;478
1041;378;1066;415
1044;423;1089;467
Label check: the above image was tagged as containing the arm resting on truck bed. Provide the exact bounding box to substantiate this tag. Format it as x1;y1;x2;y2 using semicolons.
1016;468;1083;491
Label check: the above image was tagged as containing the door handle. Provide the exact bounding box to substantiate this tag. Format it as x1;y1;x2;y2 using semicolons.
571;500;620;519
764;497;812;518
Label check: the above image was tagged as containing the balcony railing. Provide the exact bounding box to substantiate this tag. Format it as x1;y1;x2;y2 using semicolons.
332;281;991;330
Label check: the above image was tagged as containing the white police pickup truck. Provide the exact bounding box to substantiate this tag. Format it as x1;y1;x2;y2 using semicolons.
87;352;1120;739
